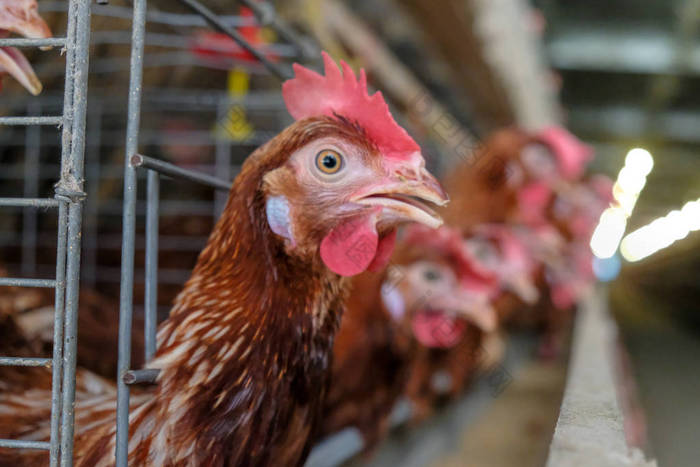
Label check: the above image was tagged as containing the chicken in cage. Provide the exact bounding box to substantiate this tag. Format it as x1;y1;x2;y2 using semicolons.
1;1;695;467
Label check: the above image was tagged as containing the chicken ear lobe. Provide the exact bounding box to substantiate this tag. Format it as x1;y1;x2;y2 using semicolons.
266;196;295;245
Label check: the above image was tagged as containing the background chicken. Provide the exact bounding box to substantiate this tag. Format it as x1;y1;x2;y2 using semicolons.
0;267;145;379
320;225;494;449
441;128;531;231
0;53;447;466
441;123;599;362
389;226;499;422
0;0;51;95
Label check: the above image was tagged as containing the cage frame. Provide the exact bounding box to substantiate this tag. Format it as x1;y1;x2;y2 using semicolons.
0;0;92;465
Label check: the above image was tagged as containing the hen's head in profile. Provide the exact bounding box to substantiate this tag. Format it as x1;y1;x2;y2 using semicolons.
463;224;540;305
378;226;498;349
256;53;448;277
0;0;51;95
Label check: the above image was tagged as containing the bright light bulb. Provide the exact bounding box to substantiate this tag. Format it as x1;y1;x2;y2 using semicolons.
590;207;627;259
665;210;689;241
625;148;654;176
681;201;700;231
620;230;656;262
616;166;647;194
614;190;638;217
620;196;700;262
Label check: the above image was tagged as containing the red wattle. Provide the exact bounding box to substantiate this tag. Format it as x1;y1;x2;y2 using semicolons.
320;214;379;277
412;311;466;349
367;229;397;272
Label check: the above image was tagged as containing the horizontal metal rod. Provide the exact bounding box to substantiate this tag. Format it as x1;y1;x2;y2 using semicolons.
131;154;232;191
175;0;292;80
42;1;257;28
0;198;59;208
87;30;296;58
0;439;51;450
0;357;52;367
0;162;242;181
0;277;57;288
123;368;160;385
0;89;285;112
0;37;66;47
238;0;316;60
0;116;63;126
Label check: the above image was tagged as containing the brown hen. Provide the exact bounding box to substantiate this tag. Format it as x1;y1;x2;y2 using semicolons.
0;53;447;466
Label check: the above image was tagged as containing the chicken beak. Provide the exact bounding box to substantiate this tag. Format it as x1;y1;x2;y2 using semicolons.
352;165;449;230
506;273;539;305
0;46;42;95
0;6;52;95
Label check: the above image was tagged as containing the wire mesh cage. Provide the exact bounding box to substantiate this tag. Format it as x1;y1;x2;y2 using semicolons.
0;0;91;464
0;1;449;465
0;0;309;464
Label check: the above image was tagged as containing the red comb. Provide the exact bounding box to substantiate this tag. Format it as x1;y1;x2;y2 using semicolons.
282;52;420;161
536;126;593;180
403;225;498;287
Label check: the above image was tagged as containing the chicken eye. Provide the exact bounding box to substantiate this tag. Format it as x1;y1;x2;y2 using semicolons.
315;149;344;175
423;268;441;282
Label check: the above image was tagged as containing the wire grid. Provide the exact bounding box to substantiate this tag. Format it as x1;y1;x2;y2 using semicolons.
0;90;286;314
114;1;299;465
0;2;413;465
0;1;292;465
0;0;91;465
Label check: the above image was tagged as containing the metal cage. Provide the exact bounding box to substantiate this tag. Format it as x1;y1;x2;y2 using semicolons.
0;1;438;466
0;0;92;465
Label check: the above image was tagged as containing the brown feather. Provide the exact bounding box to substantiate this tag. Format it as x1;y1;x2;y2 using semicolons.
1;117;378;467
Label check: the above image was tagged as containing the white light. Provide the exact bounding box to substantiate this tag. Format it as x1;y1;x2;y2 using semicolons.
665;210;689;241
681;201;700;231
590;207;628;259
620;196;700;262
613;188;638;217
616;166;647;194
624;148;654;176
620;230;655;262
590;148;654;260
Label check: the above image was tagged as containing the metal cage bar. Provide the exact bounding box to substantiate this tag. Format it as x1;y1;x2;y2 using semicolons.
57;1;92;463
112;0;311;464
144;171;160;361
22;102;41;276
116;0;148;463
0;0;92;465
0;37;67;47
0;116;63;125
131;154;232;191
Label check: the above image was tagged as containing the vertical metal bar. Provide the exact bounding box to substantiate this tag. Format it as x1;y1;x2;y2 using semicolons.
48;202;68;467
116;0;148;464
144;171;159;361
214;100;228;216
83;102;103;287
22;101;41;276
51;0;79;461
58;0;92;465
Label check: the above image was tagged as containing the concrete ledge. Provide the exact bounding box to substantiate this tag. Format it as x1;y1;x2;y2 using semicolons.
547;290;656;467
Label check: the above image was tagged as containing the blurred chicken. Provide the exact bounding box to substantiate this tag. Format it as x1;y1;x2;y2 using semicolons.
444;124;598;359
0;267;145;379
463;224;540;323
441;128;530;231
0;0;51;95
393;226;499;422
0;53;447;466
321;225;494;448
515;127;599;358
